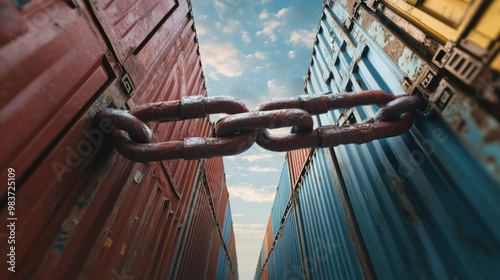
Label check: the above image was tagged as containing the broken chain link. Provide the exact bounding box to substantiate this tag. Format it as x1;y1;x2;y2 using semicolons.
94;91;427;162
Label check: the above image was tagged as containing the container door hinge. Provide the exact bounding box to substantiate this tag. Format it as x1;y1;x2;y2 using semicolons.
121;73;135;96
402;67;438;118
432;41;484;85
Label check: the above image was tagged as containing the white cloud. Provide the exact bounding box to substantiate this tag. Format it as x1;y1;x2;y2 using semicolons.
233;223;266;237
256;20;281;42
196;25;207;36
242;31;251;44
259;10;269;20
288;50;296;58
221;19;241;34
200;42;246;77
276;7;289;18
240;154;274;162
288;29;316;48
248;166;280;172
228;185;275;202
246;51;268;60
267;78;304;99
233;214;244;217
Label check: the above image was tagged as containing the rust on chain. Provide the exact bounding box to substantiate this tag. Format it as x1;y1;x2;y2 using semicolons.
215;109;314;137
255;94;427;152
95;96;257;162
94;91;427;161
94;109;153;143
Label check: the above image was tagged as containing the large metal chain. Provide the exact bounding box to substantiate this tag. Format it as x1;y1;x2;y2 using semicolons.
94;91;427;162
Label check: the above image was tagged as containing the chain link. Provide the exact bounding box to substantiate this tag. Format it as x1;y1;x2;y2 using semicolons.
94;91;427;162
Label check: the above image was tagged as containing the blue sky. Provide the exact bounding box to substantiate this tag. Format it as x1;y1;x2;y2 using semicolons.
191;0;322;278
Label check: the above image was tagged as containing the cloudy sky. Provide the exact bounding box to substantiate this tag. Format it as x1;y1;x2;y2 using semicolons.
191;0;322;278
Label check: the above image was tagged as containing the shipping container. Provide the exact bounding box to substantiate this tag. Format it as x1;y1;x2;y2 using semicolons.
271;190;281;237
268;249;275;280
255;0;499;279
0;0;238;278
282;206;305;279
287;148;312;188
296;148;368;279
277;160;292;218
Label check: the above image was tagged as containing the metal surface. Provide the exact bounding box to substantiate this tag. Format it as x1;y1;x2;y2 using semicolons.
271;191;281;238
287;148;312;188
205;156;225;209
296;148;367;279
174;179;213;279
301;1;500;279
282;206;305;279
277;161;292;218
0;0;115;198
96;91;427;161
273;237;284;280
268;250;275;280
206;229;222;280
0;0;239;278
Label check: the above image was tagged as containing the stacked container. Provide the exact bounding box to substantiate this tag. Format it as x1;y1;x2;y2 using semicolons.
255;0;500;279
0;0;237;279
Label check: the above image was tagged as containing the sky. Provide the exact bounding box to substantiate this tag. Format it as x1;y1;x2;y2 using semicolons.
191;1;323;279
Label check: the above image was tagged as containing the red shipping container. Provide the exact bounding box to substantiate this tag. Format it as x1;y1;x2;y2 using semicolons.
0;0;237;279
287;148;313;188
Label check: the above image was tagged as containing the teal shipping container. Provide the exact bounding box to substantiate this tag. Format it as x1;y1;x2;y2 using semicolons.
255;0;500;279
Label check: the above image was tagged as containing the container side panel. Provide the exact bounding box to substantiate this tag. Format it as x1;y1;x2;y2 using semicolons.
287;148;312;188
277;161;292;219
297;148;365;279
206;229;222;280
282;206;305;279
176;181;213;279
268;250;275;280
206;156;225;208
216;246;226;280
274;238;285;280
271;191;281;238
223;203;232;245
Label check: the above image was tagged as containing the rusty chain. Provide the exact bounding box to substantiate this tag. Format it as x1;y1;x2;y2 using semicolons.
94;91;427;162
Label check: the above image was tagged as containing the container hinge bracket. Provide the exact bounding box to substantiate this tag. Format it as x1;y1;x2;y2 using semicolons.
121;73;135;96
401;68;437;118
432;41;484;85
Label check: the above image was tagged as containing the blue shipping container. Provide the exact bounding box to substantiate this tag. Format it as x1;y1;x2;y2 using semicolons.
273;237;285;280
303;1;500;279
282;206;305;279
271;190;281;238
296;148;366;279
217;246;226;280
223;203;232;245
268;249;275;280
277;160;292;219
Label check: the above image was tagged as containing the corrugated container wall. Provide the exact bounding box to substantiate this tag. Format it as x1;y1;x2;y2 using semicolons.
255;0;500;279
0;0;238;279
